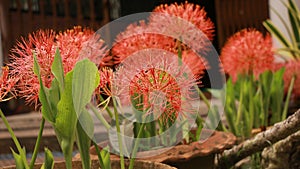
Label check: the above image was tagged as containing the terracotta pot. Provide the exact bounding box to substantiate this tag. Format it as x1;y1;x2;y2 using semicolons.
3;159;176;169
89;129;236;169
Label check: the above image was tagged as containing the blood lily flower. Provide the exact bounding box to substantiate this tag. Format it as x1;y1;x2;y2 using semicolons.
113;49;199;123
112;20;207;79
8;26;108;107
149;1;214;51
220;29;274;81
112;20;177;65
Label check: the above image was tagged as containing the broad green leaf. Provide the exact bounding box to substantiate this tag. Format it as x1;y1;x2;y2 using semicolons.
76;109;94;169
51;48;65;93
55;71;77;169
41;148;54;169
33;54;55;124
72;59;100;118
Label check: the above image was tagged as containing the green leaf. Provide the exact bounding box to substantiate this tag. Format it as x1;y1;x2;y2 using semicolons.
101;147;112;169
33;54;56;124
11;149;25;169
72;59;100;118
55;71;77;169
42;148;54;169
76;109;94;169
48;79;60;117
282;74;295;120
93;142;111;169
270;68;285;123
51;48;65;93
287;0;300;44
263;20;292;48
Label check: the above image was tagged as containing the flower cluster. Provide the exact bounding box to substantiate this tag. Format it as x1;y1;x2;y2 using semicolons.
8;26;108;107
220;29;274;81
112;1;213;80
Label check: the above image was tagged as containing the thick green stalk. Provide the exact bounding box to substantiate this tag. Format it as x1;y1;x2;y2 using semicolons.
235;83;244;136
248;76;254;135
0;109;29;169
129;120;147;169
30;117;45;168
282;75;295;120
112;97;125;169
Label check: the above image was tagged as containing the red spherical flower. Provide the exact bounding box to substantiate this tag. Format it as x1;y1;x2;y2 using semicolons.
0;67;17;101
112;20;177;65
275;60;300;97
9;29;56;106
113;49;199;123
112;20;207;79
9;27;108;107
56;26;108;72
149;1;215;51
220;29;274;81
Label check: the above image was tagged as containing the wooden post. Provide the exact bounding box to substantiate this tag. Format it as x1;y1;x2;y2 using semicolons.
0;0;10;64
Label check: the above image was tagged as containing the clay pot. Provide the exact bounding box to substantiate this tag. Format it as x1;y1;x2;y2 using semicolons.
3;159;176;169
90;129;236;169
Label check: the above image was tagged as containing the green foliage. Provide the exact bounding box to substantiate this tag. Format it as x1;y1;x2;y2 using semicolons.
213;69;294;139
263;0;300;59
76;109;95;169
55;71;77;168
93;144;111;169
11;148;27;169
34;54;57;124
34;50;100;169
72;59;100;118
41;148;54;169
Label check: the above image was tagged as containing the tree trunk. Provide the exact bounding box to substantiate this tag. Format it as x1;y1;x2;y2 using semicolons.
261;130;300;169
215;109;300;169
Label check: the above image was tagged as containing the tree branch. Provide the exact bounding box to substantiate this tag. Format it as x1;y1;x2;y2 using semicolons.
215;109;300;169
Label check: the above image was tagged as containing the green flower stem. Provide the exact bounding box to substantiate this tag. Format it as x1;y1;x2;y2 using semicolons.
89;103;111;130
235;82;244;136
282;75;295;120
112;97;125;169
129;118;147;169
0;109;29;169
29;117;45;168
196;87;210;109
248;76;254;135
